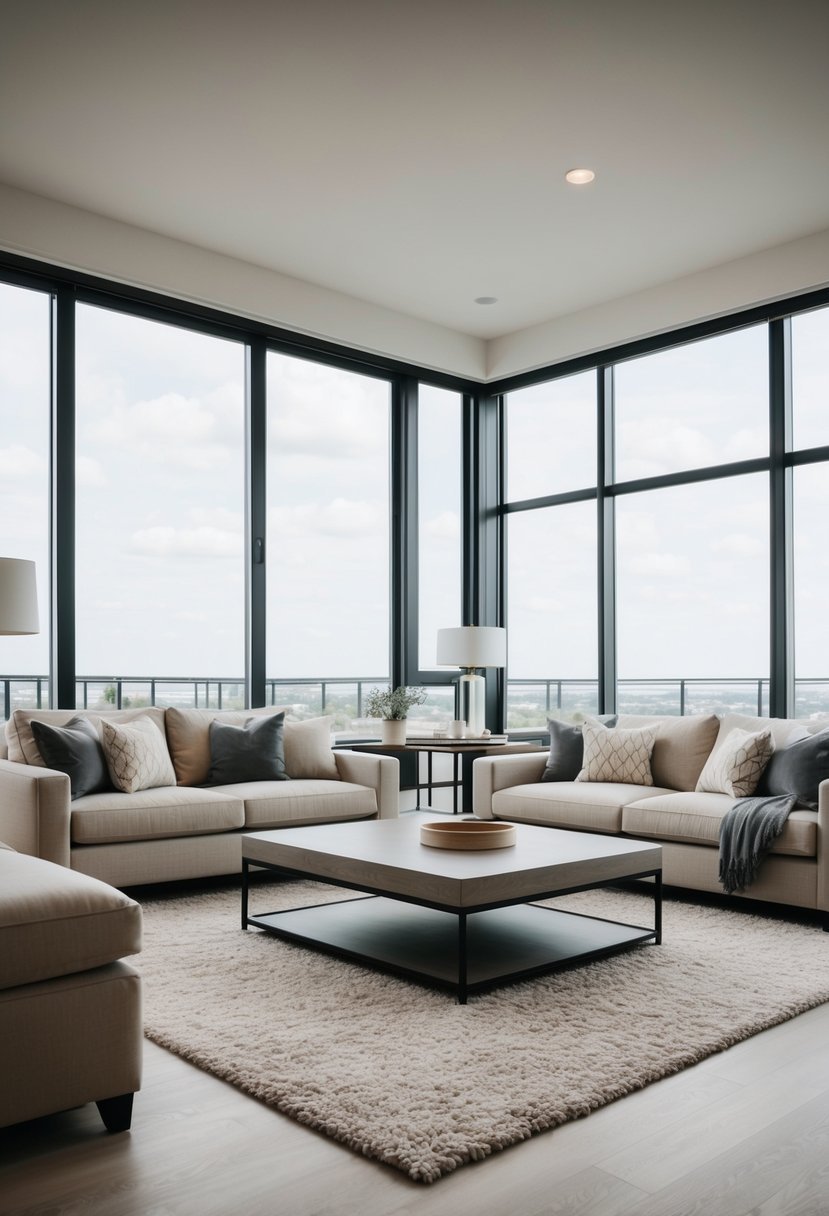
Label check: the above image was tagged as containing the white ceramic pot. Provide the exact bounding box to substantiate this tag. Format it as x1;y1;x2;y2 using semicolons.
380;718;407;746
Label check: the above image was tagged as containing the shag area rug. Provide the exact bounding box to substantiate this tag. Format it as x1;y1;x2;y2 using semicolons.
137;880;829;1183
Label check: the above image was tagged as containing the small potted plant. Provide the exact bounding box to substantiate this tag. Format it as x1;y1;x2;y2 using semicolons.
364;685;427;745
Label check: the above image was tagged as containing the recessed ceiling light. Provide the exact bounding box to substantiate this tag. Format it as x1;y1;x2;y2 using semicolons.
565;168;595;185
474;296;498;305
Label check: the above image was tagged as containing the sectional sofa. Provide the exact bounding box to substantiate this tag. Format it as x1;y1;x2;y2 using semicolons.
0;706;399;887
473;712;829;916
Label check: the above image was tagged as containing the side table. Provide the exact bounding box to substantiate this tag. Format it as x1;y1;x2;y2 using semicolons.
340;740;543;815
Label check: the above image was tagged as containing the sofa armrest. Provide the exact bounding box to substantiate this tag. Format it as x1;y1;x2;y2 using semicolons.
817;779;829;912
334;750;399;819
0;760;71;865
473;752;548;819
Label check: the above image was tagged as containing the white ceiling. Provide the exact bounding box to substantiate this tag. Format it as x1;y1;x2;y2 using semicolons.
2;0;829;341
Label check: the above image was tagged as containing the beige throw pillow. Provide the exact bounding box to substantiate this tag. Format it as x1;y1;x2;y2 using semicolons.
695;726;773;798
101;716;177;794
575;721;656;786
283;716;339;779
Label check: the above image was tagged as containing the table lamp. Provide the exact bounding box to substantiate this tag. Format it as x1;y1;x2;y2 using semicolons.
435;625;506;738
0;558;39;635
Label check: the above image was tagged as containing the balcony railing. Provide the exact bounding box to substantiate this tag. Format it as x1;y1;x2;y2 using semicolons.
2;675;829;728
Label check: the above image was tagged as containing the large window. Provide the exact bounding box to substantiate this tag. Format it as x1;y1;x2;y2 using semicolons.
507;372;595;500
614;326;768;481
418;385;461;670
266;353;390;725
792;306;829;451
0;283;50;709
75;306;246;705
616;475;770;715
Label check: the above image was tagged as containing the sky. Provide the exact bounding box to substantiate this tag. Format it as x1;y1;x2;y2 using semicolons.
1;282;827;694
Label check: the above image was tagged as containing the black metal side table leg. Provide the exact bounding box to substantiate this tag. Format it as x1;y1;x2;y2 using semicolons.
241;859;249;929
457;912;468;1004
654;870;662;945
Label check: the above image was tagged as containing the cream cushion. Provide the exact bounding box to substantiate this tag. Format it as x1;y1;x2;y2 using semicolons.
576;721;656;785
70;785;245;844
711;713;811;755
616;714;719;791
0;849;142;989
491;781;672;833
6;707;168;767
695;727;774;797
101;716;177;793
221;779;377;828
622;791;817;857
165;706;288;786
283;716;339;780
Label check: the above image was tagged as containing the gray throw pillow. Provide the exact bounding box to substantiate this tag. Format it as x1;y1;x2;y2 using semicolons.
755;727;829;809
207;712;289;785
31;715;112;800
541;715;618;782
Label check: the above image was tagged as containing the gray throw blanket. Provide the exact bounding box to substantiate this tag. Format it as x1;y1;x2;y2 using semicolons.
719;794;798;894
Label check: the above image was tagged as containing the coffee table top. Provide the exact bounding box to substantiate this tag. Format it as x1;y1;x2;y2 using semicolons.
242;813;661;911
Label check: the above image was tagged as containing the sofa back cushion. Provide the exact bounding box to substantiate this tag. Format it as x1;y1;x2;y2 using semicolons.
616;714;719;791
5;706;168;767
101;715;178;794
165;707;339;784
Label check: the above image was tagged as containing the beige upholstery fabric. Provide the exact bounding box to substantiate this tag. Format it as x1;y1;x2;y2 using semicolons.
710;713;809;756
0;758;71;864
222;779;377;828
0;850;141;989
491;781;672;833
616;714;719;791
622;792;817;857
0;961;142;1129
101;716;177;793
72;833;244;887
70;785;245;844
6;706;167;767
283;716;340;780
165;705;288;786
657;841;818;909
334;749;400;818
576;722;656;786
696;727;774;796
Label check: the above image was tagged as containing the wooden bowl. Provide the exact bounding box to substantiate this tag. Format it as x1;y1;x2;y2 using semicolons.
420;820;517;850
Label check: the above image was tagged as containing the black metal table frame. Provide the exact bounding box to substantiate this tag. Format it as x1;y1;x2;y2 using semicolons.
242;857;662;1004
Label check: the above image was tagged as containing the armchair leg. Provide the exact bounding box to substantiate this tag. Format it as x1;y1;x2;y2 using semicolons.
96;1092;134;1133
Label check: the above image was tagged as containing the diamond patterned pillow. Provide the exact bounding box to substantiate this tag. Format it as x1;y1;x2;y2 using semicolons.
101;715;177;794
695;727;773;797
575;721;656;785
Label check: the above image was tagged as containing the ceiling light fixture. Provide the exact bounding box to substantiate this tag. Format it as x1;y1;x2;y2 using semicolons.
565;168;595;185
474;296;498;305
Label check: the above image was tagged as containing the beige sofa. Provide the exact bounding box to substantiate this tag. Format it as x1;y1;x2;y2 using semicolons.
0;707;399;887
473;713;829;916
0;842;142;1131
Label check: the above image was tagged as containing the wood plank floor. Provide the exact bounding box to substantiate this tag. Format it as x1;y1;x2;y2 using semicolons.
2;997;829;1216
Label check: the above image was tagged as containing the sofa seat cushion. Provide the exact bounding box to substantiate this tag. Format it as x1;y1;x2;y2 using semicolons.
490;781;673;833
212;779;377;828
70;786;245;845
0;850;141;990
622;792;817;857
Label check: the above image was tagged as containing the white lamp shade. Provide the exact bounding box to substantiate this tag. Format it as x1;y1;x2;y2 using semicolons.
0;558;39;635
436;626;506;669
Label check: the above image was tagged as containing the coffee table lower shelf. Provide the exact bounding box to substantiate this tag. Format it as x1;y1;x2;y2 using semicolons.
244;892;659;1004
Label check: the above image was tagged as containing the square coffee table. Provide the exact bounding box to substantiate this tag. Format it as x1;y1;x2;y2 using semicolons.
241;813;662;1003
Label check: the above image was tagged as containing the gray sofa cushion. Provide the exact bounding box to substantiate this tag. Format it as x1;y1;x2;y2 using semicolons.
207;713;288;785
542;715;617;782
31;715;112;800
755;727;829;809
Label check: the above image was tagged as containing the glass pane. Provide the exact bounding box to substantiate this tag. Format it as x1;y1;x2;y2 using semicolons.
616;475;769;695
792;307;829;451
75;306;245;690
507;502;598;727
506;371;596;501
794;464;829;717
267;353;390;684
418;385;461;668
0;282;51;712
615;326;768;481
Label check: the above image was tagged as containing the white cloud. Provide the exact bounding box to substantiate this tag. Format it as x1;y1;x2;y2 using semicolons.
0;445;46;479
269;497;385;539
424;510;460;540
90;385;242;471
711;533;765;558
76;455;108;488
130;525;242;558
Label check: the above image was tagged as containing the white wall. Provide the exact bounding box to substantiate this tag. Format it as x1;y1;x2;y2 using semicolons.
487;228;829;380
0;184;486;381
